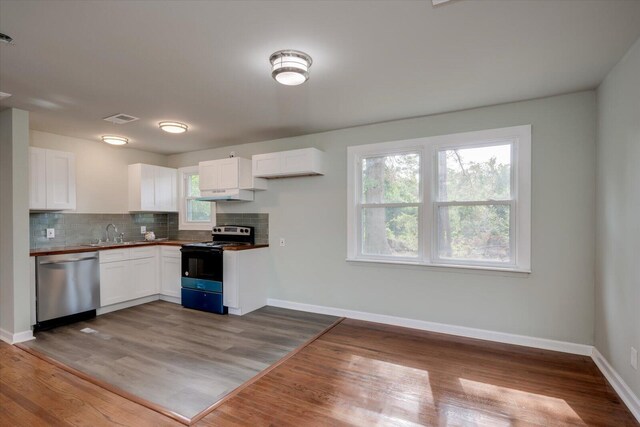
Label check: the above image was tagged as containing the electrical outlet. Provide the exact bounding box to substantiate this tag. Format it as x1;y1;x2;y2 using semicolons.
46;228;55;239
632;347;638;370
140;226;146;234
279;238;286;247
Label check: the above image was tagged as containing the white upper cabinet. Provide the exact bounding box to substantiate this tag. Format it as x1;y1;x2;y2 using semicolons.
252;148;324;178
29;147;76;210
128;163;178;212
199;157;267;191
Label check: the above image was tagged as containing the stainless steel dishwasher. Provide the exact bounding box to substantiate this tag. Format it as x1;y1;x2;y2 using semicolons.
36;251;100;329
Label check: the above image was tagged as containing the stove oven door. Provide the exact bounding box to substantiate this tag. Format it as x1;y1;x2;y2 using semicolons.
180;247;223;282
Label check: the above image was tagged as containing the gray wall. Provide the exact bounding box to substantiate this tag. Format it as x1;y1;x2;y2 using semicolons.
169;91;597;345
30;130;168;213
596;38;640;396
0;108;31;337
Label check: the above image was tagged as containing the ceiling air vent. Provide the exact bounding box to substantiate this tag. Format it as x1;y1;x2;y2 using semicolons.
103;113;140;124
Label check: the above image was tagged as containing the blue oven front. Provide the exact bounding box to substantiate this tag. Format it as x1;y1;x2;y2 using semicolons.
180;246;227;314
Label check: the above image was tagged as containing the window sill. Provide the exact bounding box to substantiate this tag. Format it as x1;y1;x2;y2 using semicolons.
178;223;214;231
345;257;531;275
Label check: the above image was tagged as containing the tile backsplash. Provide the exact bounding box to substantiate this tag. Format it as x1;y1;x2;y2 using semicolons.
30;212;269;248
167;213;269;245
30;213;169;249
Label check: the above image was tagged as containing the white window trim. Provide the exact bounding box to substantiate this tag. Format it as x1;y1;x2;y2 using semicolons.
346;125;531;273
178;166;216;231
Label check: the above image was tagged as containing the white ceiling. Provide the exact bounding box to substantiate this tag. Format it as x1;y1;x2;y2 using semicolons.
1;0;640;155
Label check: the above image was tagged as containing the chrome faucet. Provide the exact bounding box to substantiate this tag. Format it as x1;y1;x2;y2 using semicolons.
105;223;118;242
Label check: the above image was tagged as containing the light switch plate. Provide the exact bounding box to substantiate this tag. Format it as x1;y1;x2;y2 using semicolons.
140;226;146;234
46;228;55;239
632;347;638;370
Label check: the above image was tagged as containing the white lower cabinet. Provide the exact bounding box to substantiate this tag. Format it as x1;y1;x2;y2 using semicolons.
223;248;269;316
131;257;158;298
160;246;181;299
99;247;163;308
100;260;131;306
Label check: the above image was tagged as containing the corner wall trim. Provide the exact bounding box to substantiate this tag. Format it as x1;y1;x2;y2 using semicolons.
0;328;34;344
592;348;640;422
266;298;593;356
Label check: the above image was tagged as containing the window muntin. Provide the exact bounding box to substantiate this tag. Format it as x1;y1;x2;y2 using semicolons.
434;141;515;266
179;167;214;231
347;125;531;272
358;152;422;260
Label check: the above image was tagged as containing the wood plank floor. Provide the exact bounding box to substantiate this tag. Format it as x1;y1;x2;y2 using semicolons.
198;319;638;426
19;301;339;419
0;341;180;426
2;315;637;426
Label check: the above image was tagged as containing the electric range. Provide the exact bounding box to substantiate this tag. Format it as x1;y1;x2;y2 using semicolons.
180;226;254;314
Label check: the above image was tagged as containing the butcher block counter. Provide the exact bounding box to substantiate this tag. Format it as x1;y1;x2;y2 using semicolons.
30;241;269;256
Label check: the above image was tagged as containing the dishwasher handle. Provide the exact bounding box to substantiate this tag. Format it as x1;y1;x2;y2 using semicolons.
39;256;98;265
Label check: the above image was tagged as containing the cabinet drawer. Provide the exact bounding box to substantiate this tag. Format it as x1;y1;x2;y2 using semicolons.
99;248;130;264
181;277;222;293
181;288;226;314
161;246;182;258
129;246;157;260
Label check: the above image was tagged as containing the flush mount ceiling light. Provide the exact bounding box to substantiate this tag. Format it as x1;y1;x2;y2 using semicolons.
159;121;188;134
0;33;13;44
101;135;128;146
270;50;312;86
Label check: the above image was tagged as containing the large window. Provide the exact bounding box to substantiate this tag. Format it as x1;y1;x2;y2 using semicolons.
178;166;215;231
347;125;531;272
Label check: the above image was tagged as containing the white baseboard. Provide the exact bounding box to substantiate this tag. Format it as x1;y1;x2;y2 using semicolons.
266;298;593;356
0;328;34;344
97;295;160;315
592;348;640;422
158;294;180;304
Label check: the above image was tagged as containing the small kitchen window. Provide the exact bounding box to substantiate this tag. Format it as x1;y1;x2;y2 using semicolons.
347;125;531;272
178;166;215;231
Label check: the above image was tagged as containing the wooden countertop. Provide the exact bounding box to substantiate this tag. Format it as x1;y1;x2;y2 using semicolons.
30;241;269;256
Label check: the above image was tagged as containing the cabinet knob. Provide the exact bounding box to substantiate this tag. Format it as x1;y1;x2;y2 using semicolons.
185;272;189;276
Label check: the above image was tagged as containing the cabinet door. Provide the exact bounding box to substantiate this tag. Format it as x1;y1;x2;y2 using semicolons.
99;261;130;307
161;256;182;298
199;160;220;191
218;158;239;189
252;152;282;178
29;147;47;210
45;150;76;210
154;167;177;212
222;251;239;308
139;164;156;210
282;149;312;174
131;257;158;298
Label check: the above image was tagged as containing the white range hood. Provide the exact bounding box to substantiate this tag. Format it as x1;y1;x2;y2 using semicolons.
197;189;254;202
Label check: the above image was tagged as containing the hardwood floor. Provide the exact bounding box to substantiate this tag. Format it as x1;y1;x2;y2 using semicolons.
198;319;638;426
19;301;339;419
0;341;179;426
2;315;637;426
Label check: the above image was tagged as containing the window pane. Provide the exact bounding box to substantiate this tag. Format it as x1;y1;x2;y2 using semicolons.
437;144;511;201
437;204;511;263
187;174;201;197
187;199;211;222
362;207;419;257
362;153;420;204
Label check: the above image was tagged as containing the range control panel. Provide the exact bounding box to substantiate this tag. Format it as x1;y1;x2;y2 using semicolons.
212;226;252;235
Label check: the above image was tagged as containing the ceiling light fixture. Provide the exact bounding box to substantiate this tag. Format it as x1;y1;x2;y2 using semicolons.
0;33;13;44
270;50;312;86
159;121;188;134
101;135;128;146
